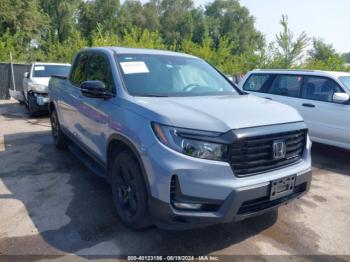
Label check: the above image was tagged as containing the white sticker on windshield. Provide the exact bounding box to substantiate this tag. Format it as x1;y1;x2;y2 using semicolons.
34;66;45;71
120;61;149;74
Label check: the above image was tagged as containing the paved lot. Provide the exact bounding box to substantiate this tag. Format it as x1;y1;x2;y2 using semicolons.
0;100;350;260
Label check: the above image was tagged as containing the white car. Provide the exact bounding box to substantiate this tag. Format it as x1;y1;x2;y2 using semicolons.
239;70;350;150
23;62;71;116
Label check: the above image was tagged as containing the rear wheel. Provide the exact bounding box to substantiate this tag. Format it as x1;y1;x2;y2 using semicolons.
111;151;151;229
50;109;69;149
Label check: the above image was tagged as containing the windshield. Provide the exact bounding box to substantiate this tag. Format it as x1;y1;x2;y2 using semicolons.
116;54;238;97
33;65;71;78
339;76;350;91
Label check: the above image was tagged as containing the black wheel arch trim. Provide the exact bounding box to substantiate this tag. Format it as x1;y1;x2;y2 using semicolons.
106;134;152;196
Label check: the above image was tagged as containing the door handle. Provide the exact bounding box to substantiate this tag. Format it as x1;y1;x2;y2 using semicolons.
302;103;315;108
264;97;272;100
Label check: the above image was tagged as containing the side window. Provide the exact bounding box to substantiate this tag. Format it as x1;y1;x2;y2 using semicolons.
86;52;114;92
70;53;88;86
269;75;302;97
302;76;344;102
243;74;273;93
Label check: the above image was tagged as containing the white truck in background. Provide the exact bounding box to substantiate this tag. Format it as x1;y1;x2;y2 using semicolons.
23;62;71;116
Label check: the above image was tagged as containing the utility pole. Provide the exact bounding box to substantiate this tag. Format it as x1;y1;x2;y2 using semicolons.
10;52;16;92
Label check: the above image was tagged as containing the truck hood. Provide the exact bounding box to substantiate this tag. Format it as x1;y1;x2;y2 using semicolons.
31;77;50;87
132;95;303;132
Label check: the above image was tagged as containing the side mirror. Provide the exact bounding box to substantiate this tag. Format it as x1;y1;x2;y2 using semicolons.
80;81;114;99
333;92;350;103
24;72;29;78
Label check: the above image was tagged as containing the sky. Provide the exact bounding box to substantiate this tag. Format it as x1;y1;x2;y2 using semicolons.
134;0;350;53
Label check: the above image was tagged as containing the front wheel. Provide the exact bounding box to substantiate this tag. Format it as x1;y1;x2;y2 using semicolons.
50;109;69;149
111;151;151;229
27;93;38;117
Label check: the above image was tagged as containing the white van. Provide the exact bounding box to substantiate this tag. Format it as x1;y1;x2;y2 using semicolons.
239;70;350;150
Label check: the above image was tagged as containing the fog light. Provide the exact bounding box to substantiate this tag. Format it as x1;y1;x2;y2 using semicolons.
36;95;49;106
173;202;203;210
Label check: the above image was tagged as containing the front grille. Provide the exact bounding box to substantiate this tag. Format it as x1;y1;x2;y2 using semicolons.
229;129;307;177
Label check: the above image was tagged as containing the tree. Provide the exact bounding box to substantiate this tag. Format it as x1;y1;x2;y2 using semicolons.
205;0;263;55
308;38;338;61
0;0;48;47
78;1;98;42
78;0;120;42
95;0;120;32
271;15;310;68
142;1;161;32
39;0;82;42
117;0;147;34
159;0;195;46
37;30;87;63
190;8;207;44
304;39;346;71
0;29;30;62
92;25;164;50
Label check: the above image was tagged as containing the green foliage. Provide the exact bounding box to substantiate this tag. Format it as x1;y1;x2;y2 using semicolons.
39;0;82;42
205;0;264;55
91;26;165;50
308;38;338;61
303;56;348;71
0;1;347;74
304;39;347;71
0;29;30;62
271;15;310;68
45;31;88;63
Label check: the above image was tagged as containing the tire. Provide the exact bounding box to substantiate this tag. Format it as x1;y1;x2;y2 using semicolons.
50;109;69;149
111;151;152;229
27;93;38;117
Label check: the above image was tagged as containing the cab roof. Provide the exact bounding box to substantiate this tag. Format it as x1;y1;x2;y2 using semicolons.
251;69;350;78
84;46;199;59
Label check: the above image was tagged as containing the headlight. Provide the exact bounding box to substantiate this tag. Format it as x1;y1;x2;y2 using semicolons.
152;123;228;161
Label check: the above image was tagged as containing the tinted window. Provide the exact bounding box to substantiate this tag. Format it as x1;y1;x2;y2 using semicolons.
339;76;350;91
302;76;344;102
33;65;70;78
243;74;273;92
86;52;114;92
70;53;89;86
269;75;302;97
116;54;237;97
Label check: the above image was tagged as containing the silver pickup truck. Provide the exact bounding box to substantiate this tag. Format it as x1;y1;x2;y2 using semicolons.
23;62;70;115
48;47;312;230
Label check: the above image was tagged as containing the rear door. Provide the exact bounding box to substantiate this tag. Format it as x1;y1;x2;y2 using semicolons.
74;51;116;162
295;76;350;148
59;52;88;135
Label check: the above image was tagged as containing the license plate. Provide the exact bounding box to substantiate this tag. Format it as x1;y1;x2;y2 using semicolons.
270;175;296;200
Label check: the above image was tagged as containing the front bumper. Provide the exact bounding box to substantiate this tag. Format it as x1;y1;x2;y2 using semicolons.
31;92;49;111
149;170;311;230
143;132;312;230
